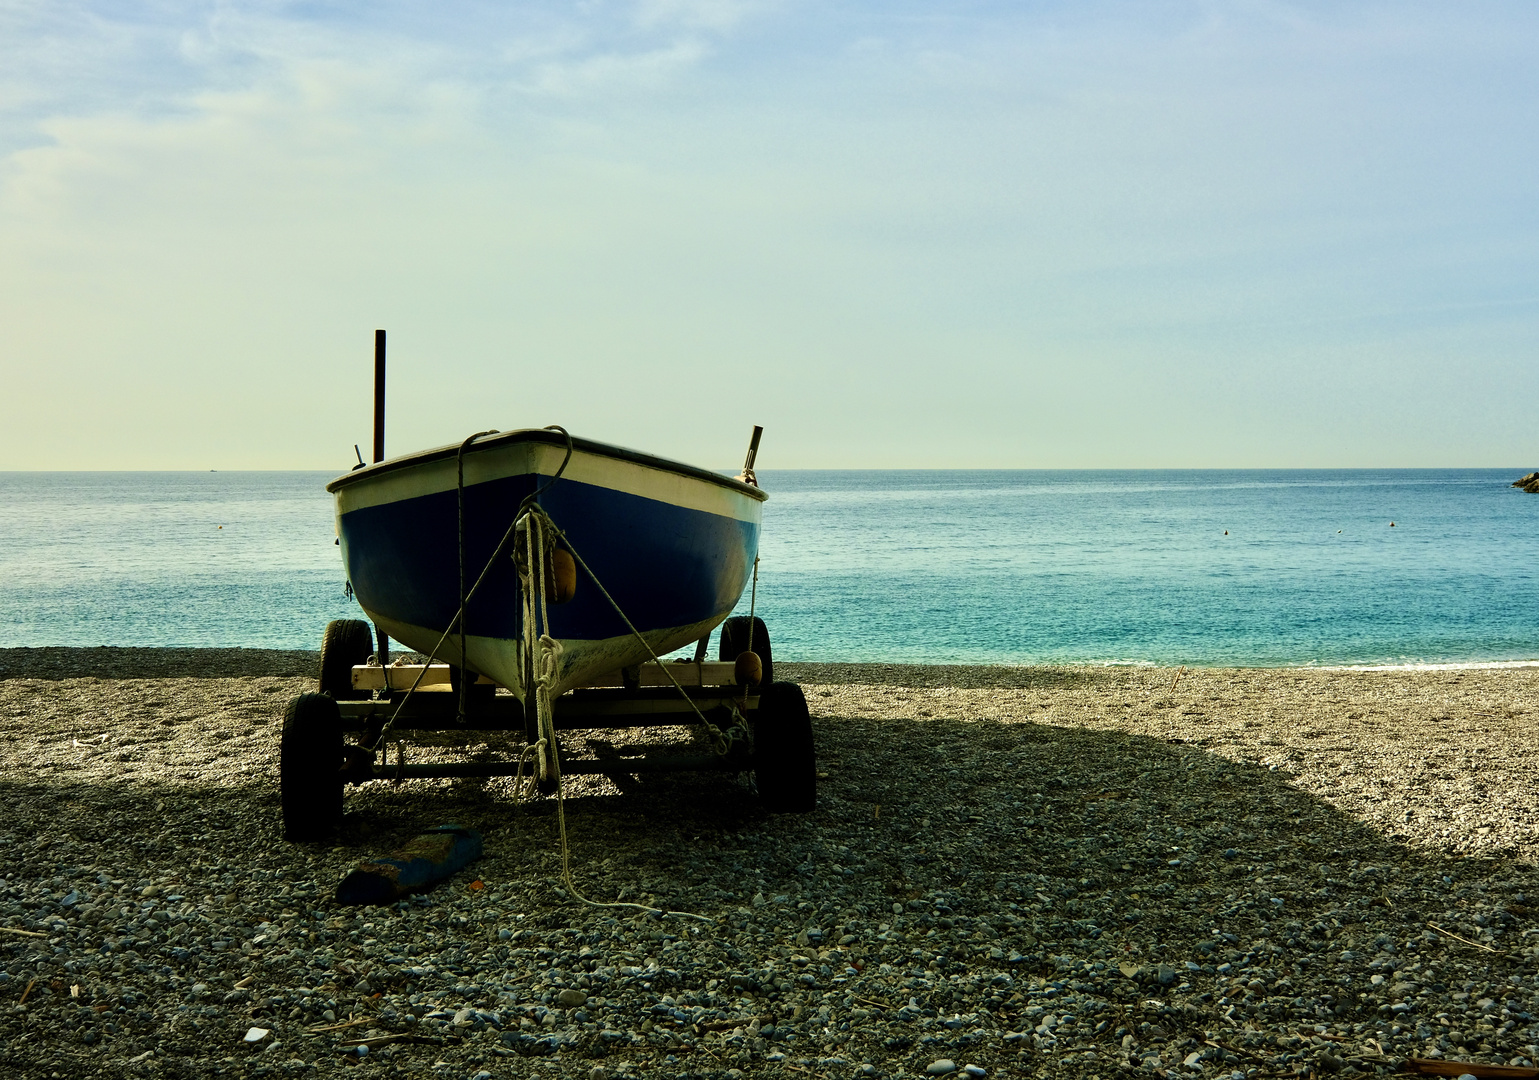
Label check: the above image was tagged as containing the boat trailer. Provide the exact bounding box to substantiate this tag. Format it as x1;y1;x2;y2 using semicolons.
279;618;815;842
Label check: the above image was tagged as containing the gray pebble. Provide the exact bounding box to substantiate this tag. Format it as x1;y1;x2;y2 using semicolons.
4;660;1539;1079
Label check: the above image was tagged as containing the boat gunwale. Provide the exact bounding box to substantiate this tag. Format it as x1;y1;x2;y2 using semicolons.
325;428;768;502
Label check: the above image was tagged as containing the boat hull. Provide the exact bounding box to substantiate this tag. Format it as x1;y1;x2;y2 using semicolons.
328;431;765;700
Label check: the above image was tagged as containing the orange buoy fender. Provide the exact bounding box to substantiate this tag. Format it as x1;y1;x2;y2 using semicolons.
735;650;763;687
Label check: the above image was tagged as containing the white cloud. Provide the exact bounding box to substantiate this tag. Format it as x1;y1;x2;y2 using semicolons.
634;0;773;31
520;37;711;97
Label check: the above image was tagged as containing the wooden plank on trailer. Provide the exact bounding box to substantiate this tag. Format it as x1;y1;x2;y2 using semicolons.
352;659;744;691
352;664;485;691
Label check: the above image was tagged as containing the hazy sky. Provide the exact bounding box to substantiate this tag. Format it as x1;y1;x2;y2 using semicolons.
3;1;1535;469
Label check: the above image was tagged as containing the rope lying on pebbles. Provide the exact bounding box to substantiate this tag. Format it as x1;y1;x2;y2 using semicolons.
1;654;1537;1079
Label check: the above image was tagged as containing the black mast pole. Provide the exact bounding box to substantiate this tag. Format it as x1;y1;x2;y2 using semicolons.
372;330;390;665
373;329;387;464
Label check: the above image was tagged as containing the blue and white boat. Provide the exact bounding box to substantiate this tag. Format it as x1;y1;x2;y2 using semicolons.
327;428;766;700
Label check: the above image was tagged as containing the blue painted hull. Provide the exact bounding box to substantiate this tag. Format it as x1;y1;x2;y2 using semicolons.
327;430;765;699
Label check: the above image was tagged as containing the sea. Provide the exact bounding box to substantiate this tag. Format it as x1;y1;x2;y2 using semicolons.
1;469;1535;668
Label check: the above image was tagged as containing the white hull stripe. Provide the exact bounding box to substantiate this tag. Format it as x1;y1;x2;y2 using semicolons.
335;442;761;524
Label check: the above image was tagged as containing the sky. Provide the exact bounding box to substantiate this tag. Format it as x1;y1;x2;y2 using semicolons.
1;1;1536;470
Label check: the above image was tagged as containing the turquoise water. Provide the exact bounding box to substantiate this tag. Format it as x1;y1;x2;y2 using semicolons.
1;469;1536;666
740;470;1539;666
0;472;356;651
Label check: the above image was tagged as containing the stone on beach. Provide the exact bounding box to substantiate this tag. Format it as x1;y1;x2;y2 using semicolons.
2;651;1539;1077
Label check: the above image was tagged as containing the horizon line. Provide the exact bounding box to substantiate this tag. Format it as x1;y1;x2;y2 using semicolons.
1;465;1534;474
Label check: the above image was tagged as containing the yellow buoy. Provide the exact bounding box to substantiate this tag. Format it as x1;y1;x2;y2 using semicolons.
734;650;763;687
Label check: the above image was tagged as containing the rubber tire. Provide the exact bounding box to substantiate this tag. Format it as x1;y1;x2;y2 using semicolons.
280;693;344;842
754;681;815;813
718;616;773;689
319;619;373;699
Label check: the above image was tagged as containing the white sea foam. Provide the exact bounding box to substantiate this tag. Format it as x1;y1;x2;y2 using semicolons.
1077;659;1539;670
1322;660;1539;671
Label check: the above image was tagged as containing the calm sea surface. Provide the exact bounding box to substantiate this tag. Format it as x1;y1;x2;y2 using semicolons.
1;469;1536;666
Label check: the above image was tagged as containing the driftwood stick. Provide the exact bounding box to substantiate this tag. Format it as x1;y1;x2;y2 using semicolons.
696;1013;774;1032
0;927;49;938
1427;921;1499;954
339;1032;443;1048
1403;1057;1539;1078
305;1018;373;1034
1205;1037;1270;1064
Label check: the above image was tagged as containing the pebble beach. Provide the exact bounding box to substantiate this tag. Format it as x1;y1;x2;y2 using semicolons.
1;649;1537;1079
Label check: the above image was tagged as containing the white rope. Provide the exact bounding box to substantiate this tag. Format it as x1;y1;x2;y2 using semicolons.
520;506;741;754
746;555;759;655
741;553;761;709
367;426;574;753
514;507;711;923
524;517;558;782
339;427;730;924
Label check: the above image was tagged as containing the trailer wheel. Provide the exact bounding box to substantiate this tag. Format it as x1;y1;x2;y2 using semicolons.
280;693;344;842
319;619;373;699
754;681;815;812
718;616;773;688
